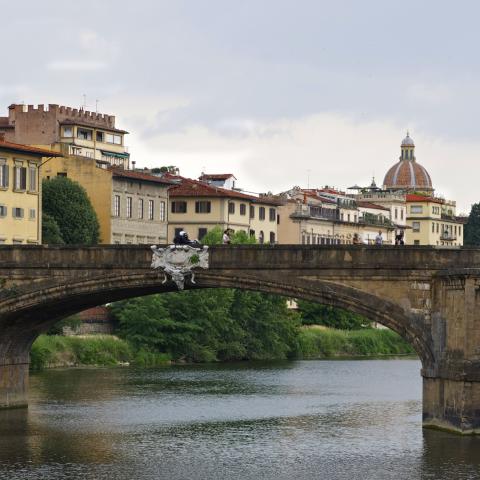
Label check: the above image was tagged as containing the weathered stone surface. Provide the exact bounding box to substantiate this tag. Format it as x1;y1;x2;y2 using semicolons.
1;244;480;433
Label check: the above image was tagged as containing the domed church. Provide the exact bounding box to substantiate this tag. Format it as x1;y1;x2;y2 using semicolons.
383;133;433;193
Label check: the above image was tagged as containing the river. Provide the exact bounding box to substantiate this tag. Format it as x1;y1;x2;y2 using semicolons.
0;359;479;479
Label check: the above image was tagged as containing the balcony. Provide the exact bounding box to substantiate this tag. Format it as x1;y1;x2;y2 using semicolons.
440;232;457;241
291;204;338;221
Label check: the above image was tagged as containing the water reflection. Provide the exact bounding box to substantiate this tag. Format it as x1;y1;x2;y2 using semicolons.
0;360;478;479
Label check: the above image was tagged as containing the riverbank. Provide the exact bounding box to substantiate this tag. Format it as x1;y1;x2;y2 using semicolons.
297;326;415;358
30;327;415;370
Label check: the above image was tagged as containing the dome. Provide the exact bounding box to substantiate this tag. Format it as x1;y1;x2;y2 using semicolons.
401;133;415;146
383;133;433;191
383;161;432;190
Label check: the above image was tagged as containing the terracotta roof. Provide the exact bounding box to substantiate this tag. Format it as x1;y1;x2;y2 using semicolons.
357;201;390;211
60;119;129;134
406;194;443;204
169;177;281;205
383;160;432;190
0;118;13;128
110;168;175;185
199;173;236;180
0;139;63;157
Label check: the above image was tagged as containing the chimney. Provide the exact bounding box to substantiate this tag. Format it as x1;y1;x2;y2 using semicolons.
131;160;136;171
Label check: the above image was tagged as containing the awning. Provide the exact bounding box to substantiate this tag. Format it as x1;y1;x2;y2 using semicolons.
100;150;130;159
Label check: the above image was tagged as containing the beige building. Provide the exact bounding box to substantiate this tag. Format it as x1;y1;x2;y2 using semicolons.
111;169;170;244
277;187;395;245
167;176;279;244
0;137;62;244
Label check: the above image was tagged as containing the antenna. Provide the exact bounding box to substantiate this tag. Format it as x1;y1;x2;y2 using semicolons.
307;169;311;189
96;99;99;113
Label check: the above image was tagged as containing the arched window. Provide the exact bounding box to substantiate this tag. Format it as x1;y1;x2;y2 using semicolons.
269;232;276;244
259;231;264;244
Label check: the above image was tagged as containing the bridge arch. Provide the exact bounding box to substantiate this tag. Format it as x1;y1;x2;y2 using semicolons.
0;270;435;367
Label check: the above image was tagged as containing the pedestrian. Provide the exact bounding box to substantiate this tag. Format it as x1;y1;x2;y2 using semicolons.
375;230;383;246
223;229;231;245
353;233;361;245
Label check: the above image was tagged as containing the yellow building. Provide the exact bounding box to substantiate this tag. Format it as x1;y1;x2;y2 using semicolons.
167;176;279;243
0;137;62;244
406;194;465;246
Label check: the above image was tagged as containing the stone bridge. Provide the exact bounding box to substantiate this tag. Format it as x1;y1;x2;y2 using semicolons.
1;244;480;434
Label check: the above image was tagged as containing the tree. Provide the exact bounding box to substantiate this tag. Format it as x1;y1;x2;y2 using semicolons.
42;177;100;244
42;213;64;245
296;300;371;330
464;203;480;246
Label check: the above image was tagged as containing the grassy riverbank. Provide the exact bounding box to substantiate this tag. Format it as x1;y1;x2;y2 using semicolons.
297;326;416;358
30;335;171;370
30;327;415;370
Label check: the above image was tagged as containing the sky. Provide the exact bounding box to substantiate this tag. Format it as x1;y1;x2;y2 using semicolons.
2;0;479;213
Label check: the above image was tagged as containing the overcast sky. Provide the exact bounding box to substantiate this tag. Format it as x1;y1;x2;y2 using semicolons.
2;0;479;212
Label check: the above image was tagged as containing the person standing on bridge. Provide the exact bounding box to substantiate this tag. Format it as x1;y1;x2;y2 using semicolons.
375;231;383;246
223;229;231;245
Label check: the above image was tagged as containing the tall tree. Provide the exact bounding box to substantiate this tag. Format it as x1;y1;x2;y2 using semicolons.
42;213;64;245
42;177;100;244
464;203;480;246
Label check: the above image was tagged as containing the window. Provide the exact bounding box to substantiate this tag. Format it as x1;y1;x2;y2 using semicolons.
96;131;104;142
198;228;207;240
249;229;255;237
250;206;255;219
436;223;439;233
63;126;73;137
160;201;166;221
195;201;211;213
148;200;154;220
13;207;24;218
259;207;265;220
0;161;8;188
259;231;264;244
269;208;276;221
347;213;351;222
269;232;276;244
106;133;122;145
114;195;120;217
432;223;435;233
77;128;93;140
29;208;36;220
228;202;235;214
410;205;423;214
412;221;420;232
14;165;27;191
171;201;187;213
126;197;132;218
57;172;67;177
401;209;404;220
0;205;6;217
395;208;398;220
240;203;246;216
28;165;37;192
138;198;144;219
414;240;420;245
459;226;462;236
354;215;357;222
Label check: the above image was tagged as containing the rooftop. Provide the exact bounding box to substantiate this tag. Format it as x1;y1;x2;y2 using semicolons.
0;138;63;157
109;168;175;185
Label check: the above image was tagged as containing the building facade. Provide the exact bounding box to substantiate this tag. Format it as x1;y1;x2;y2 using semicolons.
0;137;62;244
0;103;130;169
167;176;279;244
110;169;170;244
276;187;395;245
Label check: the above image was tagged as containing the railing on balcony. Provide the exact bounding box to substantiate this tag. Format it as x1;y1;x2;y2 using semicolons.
440;232;457;241
291;205;338;221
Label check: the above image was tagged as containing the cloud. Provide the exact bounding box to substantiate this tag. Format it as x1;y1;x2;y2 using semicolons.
47;60;108;72
124;111;476;214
